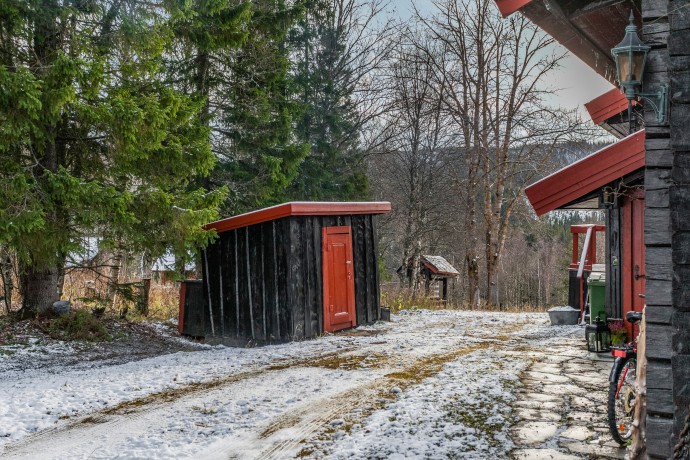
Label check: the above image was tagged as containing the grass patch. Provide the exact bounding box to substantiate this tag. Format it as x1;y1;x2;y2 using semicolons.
305;353;386;371
46;310;112;342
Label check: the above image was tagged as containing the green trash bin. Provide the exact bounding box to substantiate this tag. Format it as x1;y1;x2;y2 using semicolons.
588;272;606;323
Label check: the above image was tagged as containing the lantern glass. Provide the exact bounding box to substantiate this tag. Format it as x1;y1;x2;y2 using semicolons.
586;318;611;353
612;12;650;86
616;51;631;83
630;50;646;82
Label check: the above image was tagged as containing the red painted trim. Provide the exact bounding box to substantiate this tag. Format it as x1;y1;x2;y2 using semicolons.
570;224;606;233
585;89;634;125
525;130;645;216
495;0;533;17
569;225;605;270
178;281;187;335
322;226;356;333
205;202;391;233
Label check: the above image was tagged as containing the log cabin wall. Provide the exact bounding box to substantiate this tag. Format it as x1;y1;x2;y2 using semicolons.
668;0;690;451
201;218;292;345
606;204;623;319
642;0;679;456
201;214;381;346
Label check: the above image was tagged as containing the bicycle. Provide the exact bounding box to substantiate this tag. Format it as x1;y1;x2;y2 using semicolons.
607;310;643;445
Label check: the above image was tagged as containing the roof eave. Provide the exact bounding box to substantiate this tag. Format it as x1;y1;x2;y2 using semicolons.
205;201;392;233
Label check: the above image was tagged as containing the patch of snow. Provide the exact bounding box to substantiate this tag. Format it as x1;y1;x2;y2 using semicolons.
548;306;579;312
0;310;582;459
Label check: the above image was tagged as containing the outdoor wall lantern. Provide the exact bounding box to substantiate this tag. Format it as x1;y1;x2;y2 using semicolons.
586;317;611;353
611;11;669;124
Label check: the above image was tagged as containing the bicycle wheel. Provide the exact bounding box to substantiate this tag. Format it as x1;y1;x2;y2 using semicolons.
608;358;637;445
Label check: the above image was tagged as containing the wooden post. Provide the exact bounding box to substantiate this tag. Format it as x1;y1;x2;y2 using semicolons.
630;310;647;458
141;278;151;317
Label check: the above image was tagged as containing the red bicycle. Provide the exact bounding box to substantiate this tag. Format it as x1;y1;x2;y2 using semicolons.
607;310;642;445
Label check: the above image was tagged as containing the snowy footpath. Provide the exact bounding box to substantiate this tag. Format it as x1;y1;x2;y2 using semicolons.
0;310;584;459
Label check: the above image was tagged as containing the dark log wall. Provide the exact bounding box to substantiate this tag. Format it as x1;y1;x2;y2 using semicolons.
606;205;622;319
668;0;690;452
181;280;204;337
201;218;292;346
642;0;676;458
201;214;381;346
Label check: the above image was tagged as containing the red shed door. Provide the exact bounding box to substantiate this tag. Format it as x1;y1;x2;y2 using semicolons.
322;226;356;332
621;189;646;338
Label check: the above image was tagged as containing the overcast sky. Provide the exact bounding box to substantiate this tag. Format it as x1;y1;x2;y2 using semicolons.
390;0;615;113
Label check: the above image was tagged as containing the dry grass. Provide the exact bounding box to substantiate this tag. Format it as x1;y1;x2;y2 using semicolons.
380;285;550;314
60;270;181;320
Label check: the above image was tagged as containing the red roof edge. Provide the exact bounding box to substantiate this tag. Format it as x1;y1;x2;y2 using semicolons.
585;88;632;125
525;130;645;217
205;201;392;233
495;0;533;17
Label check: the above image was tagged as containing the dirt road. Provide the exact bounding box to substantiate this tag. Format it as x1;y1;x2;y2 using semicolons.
0;311;589;459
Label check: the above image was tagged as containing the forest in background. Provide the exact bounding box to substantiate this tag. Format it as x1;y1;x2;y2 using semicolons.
0;0;612;317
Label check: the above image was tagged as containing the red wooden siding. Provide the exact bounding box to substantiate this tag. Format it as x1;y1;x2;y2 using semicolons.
495;0;532;17
525;130;645;216
621;190;646;338
585;88;632;125
205;202;391;233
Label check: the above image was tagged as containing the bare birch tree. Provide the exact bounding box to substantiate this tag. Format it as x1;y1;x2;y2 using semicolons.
370;29;457;294
418;0;587;306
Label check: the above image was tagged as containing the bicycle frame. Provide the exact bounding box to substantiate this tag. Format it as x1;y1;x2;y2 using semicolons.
609;347;635;385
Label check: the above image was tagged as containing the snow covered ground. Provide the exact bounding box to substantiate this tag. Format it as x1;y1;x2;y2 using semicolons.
0;310;582;459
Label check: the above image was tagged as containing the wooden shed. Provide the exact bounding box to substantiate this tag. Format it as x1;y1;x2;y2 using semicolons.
182;202;391;346
398;255;460;301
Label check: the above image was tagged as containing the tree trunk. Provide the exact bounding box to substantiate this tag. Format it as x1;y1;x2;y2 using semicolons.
466;253;480;307
107;248;124;309
1;252;13;315
137;252;153;316
21;265;60;315
410;253;421;295
486;252;500;307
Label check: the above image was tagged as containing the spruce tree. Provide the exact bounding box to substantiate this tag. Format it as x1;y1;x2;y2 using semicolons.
0;0;223;314
287;0;372;201
214;0;309;213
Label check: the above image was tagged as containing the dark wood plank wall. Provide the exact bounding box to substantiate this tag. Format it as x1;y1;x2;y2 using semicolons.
642;0;675;456
351;215;381;324
202;214;382;345
668;0;690;449
182;281;205;337
606;205;622;318
202;219;292;345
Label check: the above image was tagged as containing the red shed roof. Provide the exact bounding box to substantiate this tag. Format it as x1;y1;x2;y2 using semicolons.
585;89;631;125
205;201;392;233
525;130;645;216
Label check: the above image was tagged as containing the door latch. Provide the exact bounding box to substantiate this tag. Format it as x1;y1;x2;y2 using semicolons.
634;264;645;280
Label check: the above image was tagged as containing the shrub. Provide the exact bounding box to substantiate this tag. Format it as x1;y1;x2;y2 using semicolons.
47;310;111;342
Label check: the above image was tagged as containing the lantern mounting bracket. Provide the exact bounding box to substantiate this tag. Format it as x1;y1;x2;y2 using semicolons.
628;83;669;125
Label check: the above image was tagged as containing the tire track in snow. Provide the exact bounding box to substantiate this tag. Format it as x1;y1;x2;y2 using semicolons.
0;348;357;459
1;314;544;459
198;342;497;460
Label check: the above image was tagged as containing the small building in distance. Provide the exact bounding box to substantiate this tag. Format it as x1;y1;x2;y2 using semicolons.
179;202;391;346
399;255;460;301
